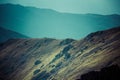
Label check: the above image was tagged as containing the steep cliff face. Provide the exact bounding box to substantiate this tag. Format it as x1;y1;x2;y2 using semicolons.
0;27;120;80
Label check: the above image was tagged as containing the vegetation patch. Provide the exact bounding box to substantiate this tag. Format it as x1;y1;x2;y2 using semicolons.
34;60;41;65
33;69;40;75
32;71;50;80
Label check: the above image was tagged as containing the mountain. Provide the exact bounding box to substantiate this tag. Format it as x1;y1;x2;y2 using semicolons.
0;27;29;43
0;4;120;39
0;27;120;80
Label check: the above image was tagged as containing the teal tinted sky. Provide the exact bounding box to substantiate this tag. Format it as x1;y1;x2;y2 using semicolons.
0;0;120;14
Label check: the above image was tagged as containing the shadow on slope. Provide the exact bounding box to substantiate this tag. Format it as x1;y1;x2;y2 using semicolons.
77;65;120;80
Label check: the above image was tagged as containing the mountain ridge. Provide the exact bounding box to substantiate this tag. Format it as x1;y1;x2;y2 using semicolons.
1;3;120;15
0;27;29;43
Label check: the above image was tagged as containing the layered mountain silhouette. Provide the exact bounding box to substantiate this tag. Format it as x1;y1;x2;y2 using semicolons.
0;27;28;43
0;4;120;38
0;27;120;80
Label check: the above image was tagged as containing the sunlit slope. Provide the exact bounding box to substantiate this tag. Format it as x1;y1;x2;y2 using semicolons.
0;27;120;80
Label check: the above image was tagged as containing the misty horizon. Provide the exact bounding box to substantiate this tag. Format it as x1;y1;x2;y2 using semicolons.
1;3;120;16
0;0;120;15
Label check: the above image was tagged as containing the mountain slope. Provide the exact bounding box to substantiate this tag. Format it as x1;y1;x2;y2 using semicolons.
0;27;29;43
0;27;120;80
0;4;120;38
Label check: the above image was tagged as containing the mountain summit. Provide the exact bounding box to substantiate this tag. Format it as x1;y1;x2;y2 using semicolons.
0;27;120;80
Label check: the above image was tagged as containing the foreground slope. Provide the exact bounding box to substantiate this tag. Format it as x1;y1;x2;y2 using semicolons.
0;27;28;43
0;27;120;80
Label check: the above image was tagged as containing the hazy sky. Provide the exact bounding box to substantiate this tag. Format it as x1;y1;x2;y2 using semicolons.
0;0;120;14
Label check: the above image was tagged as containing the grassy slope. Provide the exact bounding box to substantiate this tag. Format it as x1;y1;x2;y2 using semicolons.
0;27;120;80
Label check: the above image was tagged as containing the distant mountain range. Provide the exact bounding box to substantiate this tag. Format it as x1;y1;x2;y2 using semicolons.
0;27;120;80
0;4;120;38
0;27;28;43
